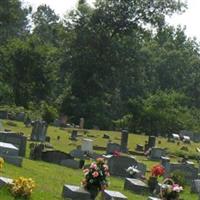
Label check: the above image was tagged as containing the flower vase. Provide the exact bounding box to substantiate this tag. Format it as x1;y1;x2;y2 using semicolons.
86;186;99;200
148;176;158;194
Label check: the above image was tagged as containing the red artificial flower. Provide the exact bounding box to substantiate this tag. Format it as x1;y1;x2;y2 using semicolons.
151;164;165;177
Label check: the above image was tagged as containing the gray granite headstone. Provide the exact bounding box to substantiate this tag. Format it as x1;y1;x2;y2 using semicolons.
124;178;148;194
191;179;200;194
103;190;128;200
31;120;47;142
161;156;170;168
150;147;166;160
62;184;91;200
108;156;138;177
0;131;27;157
0;154;23;167
61;159;80;169
0;177;13;187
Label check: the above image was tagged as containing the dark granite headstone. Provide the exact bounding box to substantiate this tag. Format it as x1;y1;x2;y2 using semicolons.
62;185;91;200
60;159;80;169
161;156;170;168
0;131;27;157
149;147;166;160
108;156;138;177
148;136;156;148
103;190;128;200
70;130;78;141
106;143;121;154
121;130;129;153
124;178;148;194
31;120;47;142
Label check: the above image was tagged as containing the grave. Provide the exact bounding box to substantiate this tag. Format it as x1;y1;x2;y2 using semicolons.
180;130;193;140
41;150;73;164
79;118;84;129
70;147;85;159
191;179;200;194
1;154;23;167
81;138;93;153
148;136;156;149
62;184;91;200
0;131;27;157
108;156;138;177
149;147;166;160
147;197;162;200
120;130;129;153
103;190;128;200
124;178;148;194
70;130;78;141
161;156;170;168
60;159;80;169
15;112;25;122
135;144;144;152
164;163;198;184
106;143;121;154
0;177;13;187
0;142;19;156
172;133;180;140
31;120;48;142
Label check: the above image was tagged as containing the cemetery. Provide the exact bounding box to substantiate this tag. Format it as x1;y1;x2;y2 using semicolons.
0;119;199;200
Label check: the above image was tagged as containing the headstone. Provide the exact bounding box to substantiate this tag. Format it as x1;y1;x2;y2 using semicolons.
148;136;156;149
0;111;8;119
180;130;193;140
124;178;148;194
0;177;13;187
149;147;166;160
31;120;47;142
172;133;180;140
15;112;25;122
45;136;51;143
135;144;144;152
137;162;147;176
62;184;91;200
147;197;162;200
0;131;27;157
108;156;138;177
42;150;73;164
70;148;85;159
161;156;170;168
81;139;93;153
183;135;191;143
103;190;128;200
70;130;78;141
106;143;121;154
60;159;80;169
0;154;23;167
30;143;44;160
121;130;129;153
79;118;84;129
191;179;200;194
0;142;19;156
165;163;198;184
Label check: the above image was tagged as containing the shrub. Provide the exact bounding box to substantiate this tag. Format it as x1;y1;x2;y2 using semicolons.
10;177;35;198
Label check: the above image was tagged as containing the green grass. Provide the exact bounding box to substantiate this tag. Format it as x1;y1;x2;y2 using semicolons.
0;120;199;199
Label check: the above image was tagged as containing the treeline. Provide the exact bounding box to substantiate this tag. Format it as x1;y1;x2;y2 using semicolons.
0;0;200;135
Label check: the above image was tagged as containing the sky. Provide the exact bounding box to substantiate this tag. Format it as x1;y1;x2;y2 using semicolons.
23;0;200;40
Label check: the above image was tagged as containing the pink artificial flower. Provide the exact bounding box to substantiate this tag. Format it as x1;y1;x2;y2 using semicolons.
90;163;97;169
92;171;99;178
103;164;109;171
105;171;110;177
83;169;89;175
172;184;183;192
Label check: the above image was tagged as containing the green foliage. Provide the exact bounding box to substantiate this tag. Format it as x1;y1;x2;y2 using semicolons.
170;170;186;186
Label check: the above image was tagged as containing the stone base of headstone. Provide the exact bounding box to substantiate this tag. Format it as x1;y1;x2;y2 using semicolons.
103;190;128;200
0;154;23;167
60;159;80;169
124;178;148;194
147;197;162;200
191;179;200;194
0;177;13;187
62;184;91;200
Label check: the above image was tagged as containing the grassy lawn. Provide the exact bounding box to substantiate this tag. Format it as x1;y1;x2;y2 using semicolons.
0;120;199;199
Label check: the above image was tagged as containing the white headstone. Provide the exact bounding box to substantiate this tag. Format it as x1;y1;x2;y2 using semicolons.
81;138;93;153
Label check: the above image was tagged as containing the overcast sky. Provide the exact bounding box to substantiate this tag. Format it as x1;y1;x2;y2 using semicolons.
23;0;200;40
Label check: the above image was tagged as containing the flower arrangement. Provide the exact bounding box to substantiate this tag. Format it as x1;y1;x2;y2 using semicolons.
126;165;140;177
10;177;35;198
151;164;165;177
161;178;183;200
82;158;110;199
0;157;4;171
148;164;165;193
